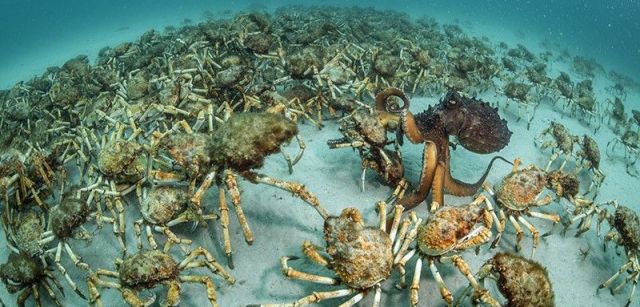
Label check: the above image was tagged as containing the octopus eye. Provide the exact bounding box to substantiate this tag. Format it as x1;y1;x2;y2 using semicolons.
442;90;462;109
445;99;459;109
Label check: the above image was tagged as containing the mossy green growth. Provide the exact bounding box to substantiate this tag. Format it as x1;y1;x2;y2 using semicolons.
160;132;211;178
97;139;146;183
210;113;298;171
50;196;89;238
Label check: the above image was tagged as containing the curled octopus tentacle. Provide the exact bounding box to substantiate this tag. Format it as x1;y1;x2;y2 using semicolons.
377;88;512;211
376;88;423;144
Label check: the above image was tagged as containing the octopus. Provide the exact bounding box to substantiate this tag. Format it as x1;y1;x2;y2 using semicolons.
377;88;512;209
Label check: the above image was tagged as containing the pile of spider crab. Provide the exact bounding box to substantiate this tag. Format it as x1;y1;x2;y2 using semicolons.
0;4;639;307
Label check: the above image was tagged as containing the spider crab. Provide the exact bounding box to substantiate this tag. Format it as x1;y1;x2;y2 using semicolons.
394;195;501;306
462;252;555;307
150;113;325;268
598;201;640;307
251;202;420;306
378;88;512;209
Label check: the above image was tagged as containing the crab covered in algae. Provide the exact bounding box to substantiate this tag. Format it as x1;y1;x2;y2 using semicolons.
251;203;419;306
152;112;325;267
466;252;555;307
88;247;235;307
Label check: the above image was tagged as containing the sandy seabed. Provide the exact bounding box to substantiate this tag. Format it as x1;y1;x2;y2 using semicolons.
2;96;638;306
1;6;640;307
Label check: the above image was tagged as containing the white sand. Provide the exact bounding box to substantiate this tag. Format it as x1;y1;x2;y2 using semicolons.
1;4;640;307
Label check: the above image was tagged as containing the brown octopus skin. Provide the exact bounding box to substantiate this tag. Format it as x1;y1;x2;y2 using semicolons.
376;88;511;209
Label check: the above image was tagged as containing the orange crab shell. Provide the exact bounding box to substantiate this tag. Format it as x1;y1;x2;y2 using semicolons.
496;166;547;211
417;204;488;256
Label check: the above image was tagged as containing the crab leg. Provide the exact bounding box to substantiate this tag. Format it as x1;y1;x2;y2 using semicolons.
410;257;423;306
518;216;540;258
133;220;145;250
509;215;524;252
302;240;330;266
448;255;500;307
157;226;193;254
52;244;87;299
32;284;42;307
338;291;365;307
101;197;124;250
44;271;65;295
178;247;235;284
387;178;408;205
601;258;634;288
528;211;561;223
396;248;417;288
388;205;405;242
242;171;329;220
122;288;155;307
395;217;414;255
180;276;219;307
164;279;182;307
64;242;89;270
224;172;253;245
216;187;234;268
394;214;421;263
429;259;453;304
250;288;357;307
109;181;126;245
281;135;306;174
41;279;63;307
191;171;216;212
491;208;508;248
482;194;505;238
280;256;337;285
372;285;382;307
376;201;387;231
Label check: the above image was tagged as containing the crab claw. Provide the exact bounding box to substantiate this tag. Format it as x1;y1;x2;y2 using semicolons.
143;293;157;306
74;288;87;300
227;253;234;270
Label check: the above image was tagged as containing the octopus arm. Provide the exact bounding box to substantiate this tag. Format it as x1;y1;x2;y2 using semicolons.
398;141;438;209
444;155;511;196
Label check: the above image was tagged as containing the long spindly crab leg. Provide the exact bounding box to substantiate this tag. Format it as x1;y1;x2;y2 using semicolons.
218;187;233;268
224;171;253;246
280;135;306;174
242;171;329;220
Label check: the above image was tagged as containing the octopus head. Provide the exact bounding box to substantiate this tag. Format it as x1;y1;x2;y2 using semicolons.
440;91;512;154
